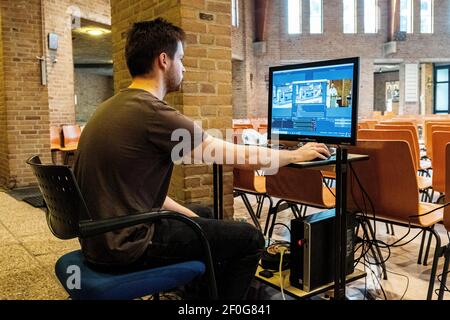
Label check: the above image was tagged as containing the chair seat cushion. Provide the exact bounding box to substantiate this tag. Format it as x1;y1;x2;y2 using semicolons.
55;250;205;300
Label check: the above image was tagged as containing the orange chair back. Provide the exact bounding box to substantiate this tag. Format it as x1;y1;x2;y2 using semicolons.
372;111;382;119
50;126;62;150
358;129;418;171
379;121;415;126
62;124;81;148
346;140;421;224
424;120;450;147
266;167;334;208
375;124;419;164
431;131;450;193
444;143;450;231
358;122;370;129
233;168;266;194
426;125;450;160
360;120;379;129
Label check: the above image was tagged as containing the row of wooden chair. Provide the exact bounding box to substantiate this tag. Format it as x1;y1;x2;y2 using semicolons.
233;138;450;299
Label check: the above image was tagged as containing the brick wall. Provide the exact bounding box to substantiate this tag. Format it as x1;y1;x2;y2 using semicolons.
0;8;7;186
111;0;234;218
232;0;450;119
74;69;113;123
231;0;256;119
0;0;51;187
43;0;110;127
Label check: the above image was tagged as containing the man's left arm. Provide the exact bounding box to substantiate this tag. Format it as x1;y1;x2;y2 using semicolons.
162;196;198;218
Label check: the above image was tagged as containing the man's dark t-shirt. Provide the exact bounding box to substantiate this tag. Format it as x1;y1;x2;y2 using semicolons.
74;88;205;267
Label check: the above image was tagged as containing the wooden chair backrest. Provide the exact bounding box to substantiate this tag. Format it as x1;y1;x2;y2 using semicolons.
346;140;420;223
266;167;330;207
50;126;62;150
427;125;450;159
358;129;418;170
431;131;450;193
444;143;450;231
62;124;81;147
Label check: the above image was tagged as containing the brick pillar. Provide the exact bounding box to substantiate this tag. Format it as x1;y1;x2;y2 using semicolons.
0;0;51;188
111;0;234;218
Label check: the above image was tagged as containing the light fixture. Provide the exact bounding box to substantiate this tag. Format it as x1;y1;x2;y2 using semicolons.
85;28;107;36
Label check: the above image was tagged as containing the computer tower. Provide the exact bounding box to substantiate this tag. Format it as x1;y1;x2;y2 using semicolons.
289;209;356;292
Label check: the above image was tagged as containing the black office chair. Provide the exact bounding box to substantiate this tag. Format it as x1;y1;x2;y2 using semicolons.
26;155;218;300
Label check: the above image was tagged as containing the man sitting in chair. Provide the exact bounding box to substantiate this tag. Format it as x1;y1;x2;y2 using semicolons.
74;18;330;300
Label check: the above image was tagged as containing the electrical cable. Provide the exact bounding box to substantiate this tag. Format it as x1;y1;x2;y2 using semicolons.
279;247;289;300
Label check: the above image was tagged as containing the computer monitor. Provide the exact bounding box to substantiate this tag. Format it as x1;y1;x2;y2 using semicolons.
268;57;359;145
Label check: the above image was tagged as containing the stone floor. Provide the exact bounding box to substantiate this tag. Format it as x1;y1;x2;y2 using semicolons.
0;190;448;300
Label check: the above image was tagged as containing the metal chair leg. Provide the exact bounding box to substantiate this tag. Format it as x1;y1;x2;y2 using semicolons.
426;227;443;300
438;245;450;300
423;225;435;266
418;230;426;264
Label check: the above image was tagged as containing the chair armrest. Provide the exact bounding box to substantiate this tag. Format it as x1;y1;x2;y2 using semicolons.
78;210;177;238
78;211;218;299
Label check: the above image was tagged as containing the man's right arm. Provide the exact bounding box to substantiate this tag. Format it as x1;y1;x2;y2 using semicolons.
191;135;330;170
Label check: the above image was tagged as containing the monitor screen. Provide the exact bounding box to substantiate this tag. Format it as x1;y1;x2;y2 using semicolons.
268;57;359;145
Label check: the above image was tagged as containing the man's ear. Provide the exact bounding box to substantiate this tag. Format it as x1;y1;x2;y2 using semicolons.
158;52;169;71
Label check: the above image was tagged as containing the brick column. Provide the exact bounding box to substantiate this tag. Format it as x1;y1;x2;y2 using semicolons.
111;0;234;218
0;0;51;188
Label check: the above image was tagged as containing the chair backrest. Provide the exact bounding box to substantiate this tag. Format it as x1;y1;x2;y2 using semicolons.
360;119;379;129
358;122;370;129
233;168;265;193
424;120;450;147
372;111;382;119
50;126;62;150
358;129;418;170
431;131;450;193
346;140;420;223
26;155;91;239
379;121;415;126
266;167;331;207
427;125;450;160
62;124;81;148
374;124;420;163
444;143;450;232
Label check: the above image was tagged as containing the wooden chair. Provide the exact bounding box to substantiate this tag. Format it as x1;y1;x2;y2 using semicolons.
233;168;272;232
346;140;444;300
61;124;81;165
437;143;450;300
50;126;62;164
265;167;335;237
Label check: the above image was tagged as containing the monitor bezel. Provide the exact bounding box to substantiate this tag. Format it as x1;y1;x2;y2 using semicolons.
267;57;359;146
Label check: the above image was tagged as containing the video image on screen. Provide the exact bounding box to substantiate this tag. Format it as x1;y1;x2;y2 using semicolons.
270;61;356;141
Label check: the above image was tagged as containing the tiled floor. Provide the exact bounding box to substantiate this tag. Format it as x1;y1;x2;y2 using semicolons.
0;190;448;300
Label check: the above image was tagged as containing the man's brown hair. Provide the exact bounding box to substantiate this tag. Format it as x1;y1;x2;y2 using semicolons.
125;18;185;77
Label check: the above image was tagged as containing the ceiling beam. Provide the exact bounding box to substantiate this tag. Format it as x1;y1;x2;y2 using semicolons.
388;0;400;41
254;0;269;42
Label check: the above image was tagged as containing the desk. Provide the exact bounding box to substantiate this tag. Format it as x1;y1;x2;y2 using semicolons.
213;152;369;300
255;265;366;300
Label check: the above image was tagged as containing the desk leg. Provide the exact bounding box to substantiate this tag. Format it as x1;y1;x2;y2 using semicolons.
213;164;223;220
334;147;348;300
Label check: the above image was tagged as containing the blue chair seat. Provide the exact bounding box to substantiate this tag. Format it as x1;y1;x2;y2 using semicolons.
55;250;205;300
